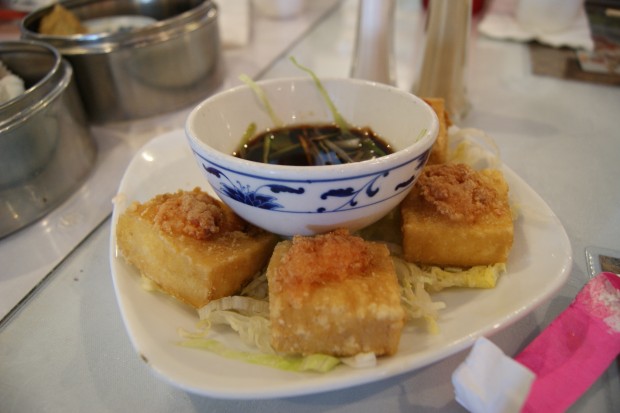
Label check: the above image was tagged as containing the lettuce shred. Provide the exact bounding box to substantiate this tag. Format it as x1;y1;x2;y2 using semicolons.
179;338;340;373
419;263;506;292
239;74;283;128
393;256;446;334
289;56;352;134
179;285;342;373
448;126;502;170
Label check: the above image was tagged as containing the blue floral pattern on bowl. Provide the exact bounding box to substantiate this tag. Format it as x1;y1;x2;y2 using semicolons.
193;149;430;214
204;165;304;210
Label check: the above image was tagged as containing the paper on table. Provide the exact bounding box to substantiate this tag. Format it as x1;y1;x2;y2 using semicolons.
452;337;535;413
453;272;620;413
218;0;251;48
477;0;594;51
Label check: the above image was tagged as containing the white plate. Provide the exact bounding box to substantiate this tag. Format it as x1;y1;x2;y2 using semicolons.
109;129;572;399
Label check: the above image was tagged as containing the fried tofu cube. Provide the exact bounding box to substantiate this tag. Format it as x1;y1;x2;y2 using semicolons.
116;187;279;308
267;229;405;357
423;97;451;165
401;164;513;267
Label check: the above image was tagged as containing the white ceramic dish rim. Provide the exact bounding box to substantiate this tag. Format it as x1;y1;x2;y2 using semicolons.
185;76;440;180
109;130;573;400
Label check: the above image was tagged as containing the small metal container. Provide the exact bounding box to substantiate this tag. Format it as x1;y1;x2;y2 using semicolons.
20;0;224;124
0;40;96;239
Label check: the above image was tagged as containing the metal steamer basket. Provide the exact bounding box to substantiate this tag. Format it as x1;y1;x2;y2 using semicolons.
21;0;224;123
0;40;96;239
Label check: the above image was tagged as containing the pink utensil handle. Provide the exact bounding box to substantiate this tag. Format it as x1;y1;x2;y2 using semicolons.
516;272;620;413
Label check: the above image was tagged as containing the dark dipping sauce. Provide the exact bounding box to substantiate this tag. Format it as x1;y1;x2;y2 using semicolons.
233;124;393;166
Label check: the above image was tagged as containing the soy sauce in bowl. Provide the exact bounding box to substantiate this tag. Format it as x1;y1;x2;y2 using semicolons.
234;123;393;166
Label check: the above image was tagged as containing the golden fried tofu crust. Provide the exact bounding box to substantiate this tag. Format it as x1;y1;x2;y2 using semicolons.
274;229;372;300
116;188;279;308
140;187;245;240
268;229;405;357
401;164;513;267
423;98;451;165
417;163;508;223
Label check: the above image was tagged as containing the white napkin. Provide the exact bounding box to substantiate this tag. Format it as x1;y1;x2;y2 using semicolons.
478;0;594;51
452;337;535;413
217;0;251;48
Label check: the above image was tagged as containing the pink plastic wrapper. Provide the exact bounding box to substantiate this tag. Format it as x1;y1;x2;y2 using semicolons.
517;272;620;412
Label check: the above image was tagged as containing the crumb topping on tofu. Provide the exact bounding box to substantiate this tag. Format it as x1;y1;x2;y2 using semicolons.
136;187;245;240
277;229;371;290
417;164;505;223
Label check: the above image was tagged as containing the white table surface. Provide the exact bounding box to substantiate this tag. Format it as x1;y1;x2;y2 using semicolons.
1;1;619;412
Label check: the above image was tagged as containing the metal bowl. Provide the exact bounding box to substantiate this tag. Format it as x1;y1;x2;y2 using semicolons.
0;40;96;239
20;0;224;124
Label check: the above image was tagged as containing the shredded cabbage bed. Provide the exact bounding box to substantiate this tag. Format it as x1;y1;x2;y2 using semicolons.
177;250;506;373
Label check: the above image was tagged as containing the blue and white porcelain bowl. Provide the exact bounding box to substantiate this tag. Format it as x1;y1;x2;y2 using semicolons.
185;77;438;237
